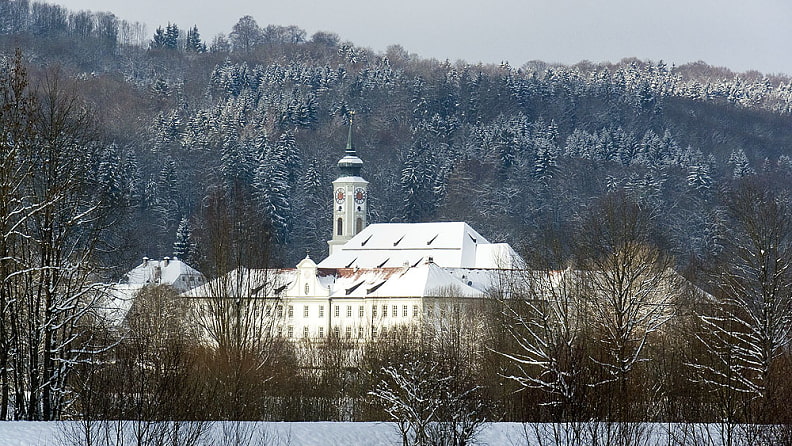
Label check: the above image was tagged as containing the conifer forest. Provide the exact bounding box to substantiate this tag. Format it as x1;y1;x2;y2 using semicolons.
3;1;792;444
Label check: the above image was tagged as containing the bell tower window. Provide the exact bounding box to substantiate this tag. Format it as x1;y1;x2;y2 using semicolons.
337;218;343;236
356;218;363;234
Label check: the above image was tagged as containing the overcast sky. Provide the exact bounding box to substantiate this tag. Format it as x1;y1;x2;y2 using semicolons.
52;0;792;75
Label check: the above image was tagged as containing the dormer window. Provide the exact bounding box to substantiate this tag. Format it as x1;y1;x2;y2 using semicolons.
393;234;405;246
345;281;364;295
304;283;310;295
367;280;386;294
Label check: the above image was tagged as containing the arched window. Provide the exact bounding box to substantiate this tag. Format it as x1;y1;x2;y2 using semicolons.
337;217;343;235
356;217;363;234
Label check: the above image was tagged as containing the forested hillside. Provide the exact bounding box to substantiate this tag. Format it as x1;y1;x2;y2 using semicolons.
3;0;792;276
7;1;792;436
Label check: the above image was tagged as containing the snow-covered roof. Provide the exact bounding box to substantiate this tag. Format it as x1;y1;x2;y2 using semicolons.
122;257;204;292
318;222;522;269
99;257;207;326
184;260;504;301
322;262;486;299
183;267;296;299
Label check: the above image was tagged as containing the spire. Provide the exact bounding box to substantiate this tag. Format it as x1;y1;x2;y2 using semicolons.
337;111;363;177
345;112;355;155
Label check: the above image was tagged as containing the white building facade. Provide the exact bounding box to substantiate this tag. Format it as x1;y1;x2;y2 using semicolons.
186;123;522;341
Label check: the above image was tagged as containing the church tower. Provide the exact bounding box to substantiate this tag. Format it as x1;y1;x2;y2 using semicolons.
328;115;368;255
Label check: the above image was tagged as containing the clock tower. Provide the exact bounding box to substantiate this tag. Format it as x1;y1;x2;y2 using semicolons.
328;115;369;255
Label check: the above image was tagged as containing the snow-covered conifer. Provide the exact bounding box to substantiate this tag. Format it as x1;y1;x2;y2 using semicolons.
173;217;195;262
727;148;754;178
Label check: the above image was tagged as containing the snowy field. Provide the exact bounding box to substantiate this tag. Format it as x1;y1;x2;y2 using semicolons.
0;421;535;446
0;420;755;445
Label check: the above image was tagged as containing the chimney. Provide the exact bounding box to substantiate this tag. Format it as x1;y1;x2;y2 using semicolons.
425;256;434;265
163;256;170;267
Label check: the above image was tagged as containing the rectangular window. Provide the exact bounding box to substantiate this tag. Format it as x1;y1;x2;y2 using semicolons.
303;305;309;318
277;327;282;337
319;305;325;318
303;326;309;338
276;305;283;318
288;326;294;338
288;305;294;318
334;305;339;317
346;305;352;317
358;327;364;338
382;305;387;317
265;306;271;317
318;327;324;338
333;326;340;337
393;305;398;317
372;327;378;338
346;326;352;338
413;305;419;317
359;305;364;317
373;305;378;317
403;305;408;317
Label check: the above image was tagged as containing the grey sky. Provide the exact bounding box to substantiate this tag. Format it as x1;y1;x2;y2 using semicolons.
53;0;792;75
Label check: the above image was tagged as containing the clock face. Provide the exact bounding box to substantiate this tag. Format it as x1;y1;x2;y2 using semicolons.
335;188;346;204
354;187;367;204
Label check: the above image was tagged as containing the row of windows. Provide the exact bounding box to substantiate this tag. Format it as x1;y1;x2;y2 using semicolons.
278;325;397;339
373;304;420;318
276;304;421;319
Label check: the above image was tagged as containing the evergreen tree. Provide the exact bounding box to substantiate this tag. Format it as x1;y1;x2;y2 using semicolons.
150;23;179;50
533;132;559;182
220;130;255;189
687;164;713;192
165;23;180;50
728;148;754;178
275;130;302;184
121;150;142;206
96;143;122;201
401;142;439;222
151;157;180;233
150;26;167;49
185;25;206;53
253;140;292;243
173;217;195;262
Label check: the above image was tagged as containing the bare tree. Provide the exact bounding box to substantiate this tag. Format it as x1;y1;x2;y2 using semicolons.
369;293;488;446
496;268;591;421
576;193;679;426
0;60;111;421
369;357;485;446
690;179;792;441
229;15;262;53
190;187;288;419
0;49;37;420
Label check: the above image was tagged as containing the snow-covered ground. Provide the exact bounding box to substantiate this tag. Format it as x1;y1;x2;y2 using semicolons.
1;420;761;445
0;421;533;446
